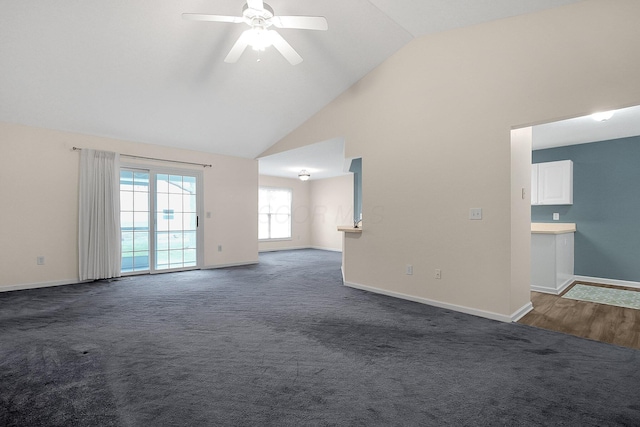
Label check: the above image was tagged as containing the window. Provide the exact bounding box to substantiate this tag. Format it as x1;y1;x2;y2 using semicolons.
259;187;292;240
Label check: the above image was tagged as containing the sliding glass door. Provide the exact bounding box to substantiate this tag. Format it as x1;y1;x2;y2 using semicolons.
120;168;202;274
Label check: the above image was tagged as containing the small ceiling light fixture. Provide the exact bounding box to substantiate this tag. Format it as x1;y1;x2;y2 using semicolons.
591;110;615;122
298;170;310;181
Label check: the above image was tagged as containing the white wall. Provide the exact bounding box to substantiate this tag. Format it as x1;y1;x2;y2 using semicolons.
309;175;353;251
0;122;258;291
260;0;640;321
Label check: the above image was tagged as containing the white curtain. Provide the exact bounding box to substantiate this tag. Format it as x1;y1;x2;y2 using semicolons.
79;149;121;280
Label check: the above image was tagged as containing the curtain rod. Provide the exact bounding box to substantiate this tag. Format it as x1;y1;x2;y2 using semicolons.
72;147;212;168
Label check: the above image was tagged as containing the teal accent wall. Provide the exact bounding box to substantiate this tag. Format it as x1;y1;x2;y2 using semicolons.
349;158;362;224
532;135;640;282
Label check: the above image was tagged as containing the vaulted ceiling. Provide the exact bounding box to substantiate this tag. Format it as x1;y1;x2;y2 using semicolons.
1;0;584;159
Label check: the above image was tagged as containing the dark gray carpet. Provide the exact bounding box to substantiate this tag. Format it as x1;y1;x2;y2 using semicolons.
1;249;639;426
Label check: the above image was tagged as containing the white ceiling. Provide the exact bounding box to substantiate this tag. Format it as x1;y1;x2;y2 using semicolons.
259;137;351;181
1;0;584;161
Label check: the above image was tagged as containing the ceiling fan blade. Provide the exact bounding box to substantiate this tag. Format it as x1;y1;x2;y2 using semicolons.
271;16;328;31
268;31;303;65
182;13;244;24
224;31;251;63
246;0;264;11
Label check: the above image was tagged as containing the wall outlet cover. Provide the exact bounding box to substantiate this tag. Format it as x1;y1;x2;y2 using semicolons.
469;208;483;220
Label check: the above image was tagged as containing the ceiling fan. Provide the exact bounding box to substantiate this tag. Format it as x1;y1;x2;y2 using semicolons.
183;0;328;65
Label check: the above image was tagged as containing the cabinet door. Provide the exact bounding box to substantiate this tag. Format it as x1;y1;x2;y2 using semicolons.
531;164;539;205
538;160;573;205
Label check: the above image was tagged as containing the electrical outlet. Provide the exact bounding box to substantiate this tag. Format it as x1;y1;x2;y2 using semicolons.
406;265;413;275
469;208;482;220
435;269;442;279
218;245;222;252
553;213;560;221
37;256;45;265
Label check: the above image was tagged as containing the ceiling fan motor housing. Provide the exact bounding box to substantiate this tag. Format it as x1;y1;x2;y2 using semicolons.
243;3;274;22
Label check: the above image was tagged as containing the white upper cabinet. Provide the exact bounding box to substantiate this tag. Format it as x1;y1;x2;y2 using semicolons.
531;160;573;205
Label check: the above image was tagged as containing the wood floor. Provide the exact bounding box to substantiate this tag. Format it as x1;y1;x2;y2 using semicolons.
518;282;640;351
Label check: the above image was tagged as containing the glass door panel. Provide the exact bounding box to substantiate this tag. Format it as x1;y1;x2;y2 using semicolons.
120;170;150;273
155;173;198;271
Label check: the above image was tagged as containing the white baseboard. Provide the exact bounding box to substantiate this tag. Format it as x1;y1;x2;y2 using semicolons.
573;275;640;289
511;302;534;322
0;279;85;293
344;280;528;323
258;246;310;253
259;246;342;253
3;262;261;292
531;277;574;295
532;275;640;295
310;246;342;253
203;261;258;269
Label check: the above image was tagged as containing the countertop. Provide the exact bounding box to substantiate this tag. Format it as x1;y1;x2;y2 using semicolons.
337;226;362;233
531;223;576;234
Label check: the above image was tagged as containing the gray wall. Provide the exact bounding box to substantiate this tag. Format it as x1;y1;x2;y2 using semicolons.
532;135;640;282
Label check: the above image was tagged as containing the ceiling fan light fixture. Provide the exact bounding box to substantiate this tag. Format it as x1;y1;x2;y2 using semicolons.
298;170;310;181
182;2;327;65
247;27;272;51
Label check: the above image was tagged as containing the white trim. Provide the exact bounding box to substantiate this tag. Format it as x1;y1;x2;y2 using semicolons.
310;246;342;253
531;277;574;295
0;279;87;293
258;245;310;253
203;261;258;270
344;280;519;323
531;275;640;295
259;246;343;253
573;275;640;289
2;261;261;292
510;302;534;322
